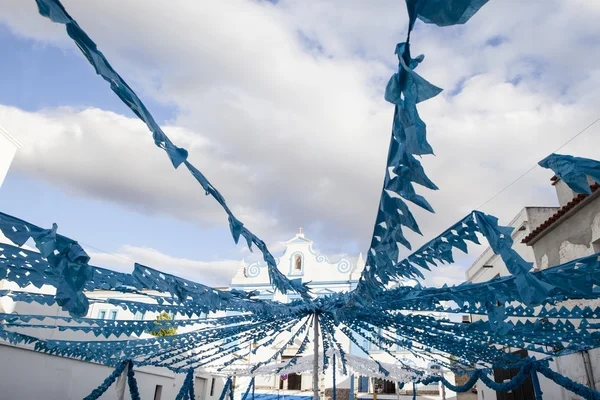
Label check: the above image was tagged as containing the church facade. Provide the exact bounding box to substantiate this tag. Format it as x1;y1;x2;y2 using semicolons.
230;230;449;398
230;229;362;394
231;229;362;304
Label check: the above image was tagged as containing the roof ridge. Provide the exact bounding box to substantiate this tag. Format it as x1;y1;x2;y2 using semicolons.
522;183;600;244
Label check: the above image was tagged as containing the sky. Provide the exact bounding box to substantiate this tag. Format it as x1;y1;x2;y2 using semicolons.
0;0;599;288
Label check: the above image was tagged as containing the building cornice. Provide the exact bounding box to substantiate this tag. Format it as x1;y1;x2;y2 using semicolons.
522;183;600;246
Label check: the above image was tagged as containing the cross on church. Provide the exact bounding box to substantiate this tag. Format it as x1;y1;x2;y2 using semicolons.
298;227;303;235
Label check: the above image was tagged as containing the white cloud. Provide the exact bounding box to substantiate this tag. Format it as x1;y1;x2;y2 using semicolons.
0;105;279;230
1;0;600;286
86;244;240;287
419;250;481;288
422;264;470;288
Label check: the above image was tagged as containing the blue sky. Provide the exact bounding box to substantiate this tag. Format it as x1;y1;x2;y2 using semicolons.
1;0;600;287
0;23;247;285
0;24;238;271
0;173;234;261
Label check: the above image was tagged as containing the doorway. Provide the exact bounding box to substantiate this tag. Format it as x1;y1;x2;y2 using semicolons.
373;378;395;394
280;373;302;390
280;356;302;390
193;377;207;400
493;350;534;400
288;374;302;390
195;377;207;400
153;385;162;400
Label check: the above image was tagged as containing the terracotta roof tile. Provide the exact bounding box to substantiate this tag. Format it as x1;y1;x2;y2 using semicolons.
522;183;600;244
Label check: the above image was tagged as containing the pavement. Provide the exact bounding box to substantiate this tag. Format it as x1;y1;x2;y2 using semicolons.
357;396;443;399
252;392;477;400
357;395;477;400
254;389;477;400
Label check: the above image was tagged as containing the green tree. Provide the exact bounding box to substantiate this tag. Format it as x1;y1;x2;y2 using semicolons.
149;311;177;337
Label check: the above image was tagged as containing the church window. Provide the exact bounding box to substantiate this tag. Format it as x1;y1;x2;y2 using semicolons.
294;254;302;271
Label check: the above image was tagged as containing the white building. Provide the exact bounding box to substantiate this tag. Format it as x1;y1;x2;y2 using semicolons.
466;174;600;400
521;175;600;400
466;207;558;283
231;230;454;399
231;229;359;301
230;230;359;398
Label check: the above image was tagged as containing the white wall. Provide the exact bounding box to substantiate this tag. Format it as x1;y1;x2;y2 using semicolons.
466;207;558;285
0;343;178;399
0;343;230;400
466;207;583;400
476;354;564;400
470;181;600;400
528;183;600;400
230;232;358;303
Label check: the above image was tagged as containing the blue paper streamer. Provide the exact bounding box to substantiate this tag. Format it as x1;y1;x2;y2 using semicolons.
10;1;600;398
33;0;309;301
539;153;600;194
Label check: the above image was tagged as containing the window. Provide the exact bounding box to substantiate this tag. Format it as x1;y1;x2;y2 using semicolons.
153;385;163;400
358;376;369;393
294;254;302;271
97;310;106;319
210;378;216;396
362;338;370;351
134;311;144;320
109;310;118;320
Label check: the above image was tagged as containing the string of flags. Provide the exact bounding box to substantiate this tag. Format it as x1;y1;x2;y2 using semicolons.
1;0;600;399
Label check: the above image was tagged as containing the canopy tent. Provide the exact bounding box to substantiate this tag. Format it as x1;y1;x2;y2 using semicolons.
2;0;600;399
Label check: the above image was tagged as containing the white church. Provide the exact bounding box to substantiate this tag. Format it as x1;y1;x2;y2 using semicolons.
231;229;361;394
229;230;449;398
231;228;360;304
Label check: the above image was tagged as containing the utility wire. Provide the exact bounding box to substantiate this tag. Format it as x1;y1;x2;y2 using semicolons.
79;241;136;265
474;116;600;210
45;116;600;265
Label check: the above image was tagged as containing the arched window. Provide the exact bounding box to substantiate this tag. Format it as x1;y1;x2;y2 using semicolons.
294;254;302;272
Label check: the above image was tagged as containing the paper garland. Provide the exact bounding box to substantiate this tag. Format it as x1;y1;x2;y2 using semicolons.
1;0;600;399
